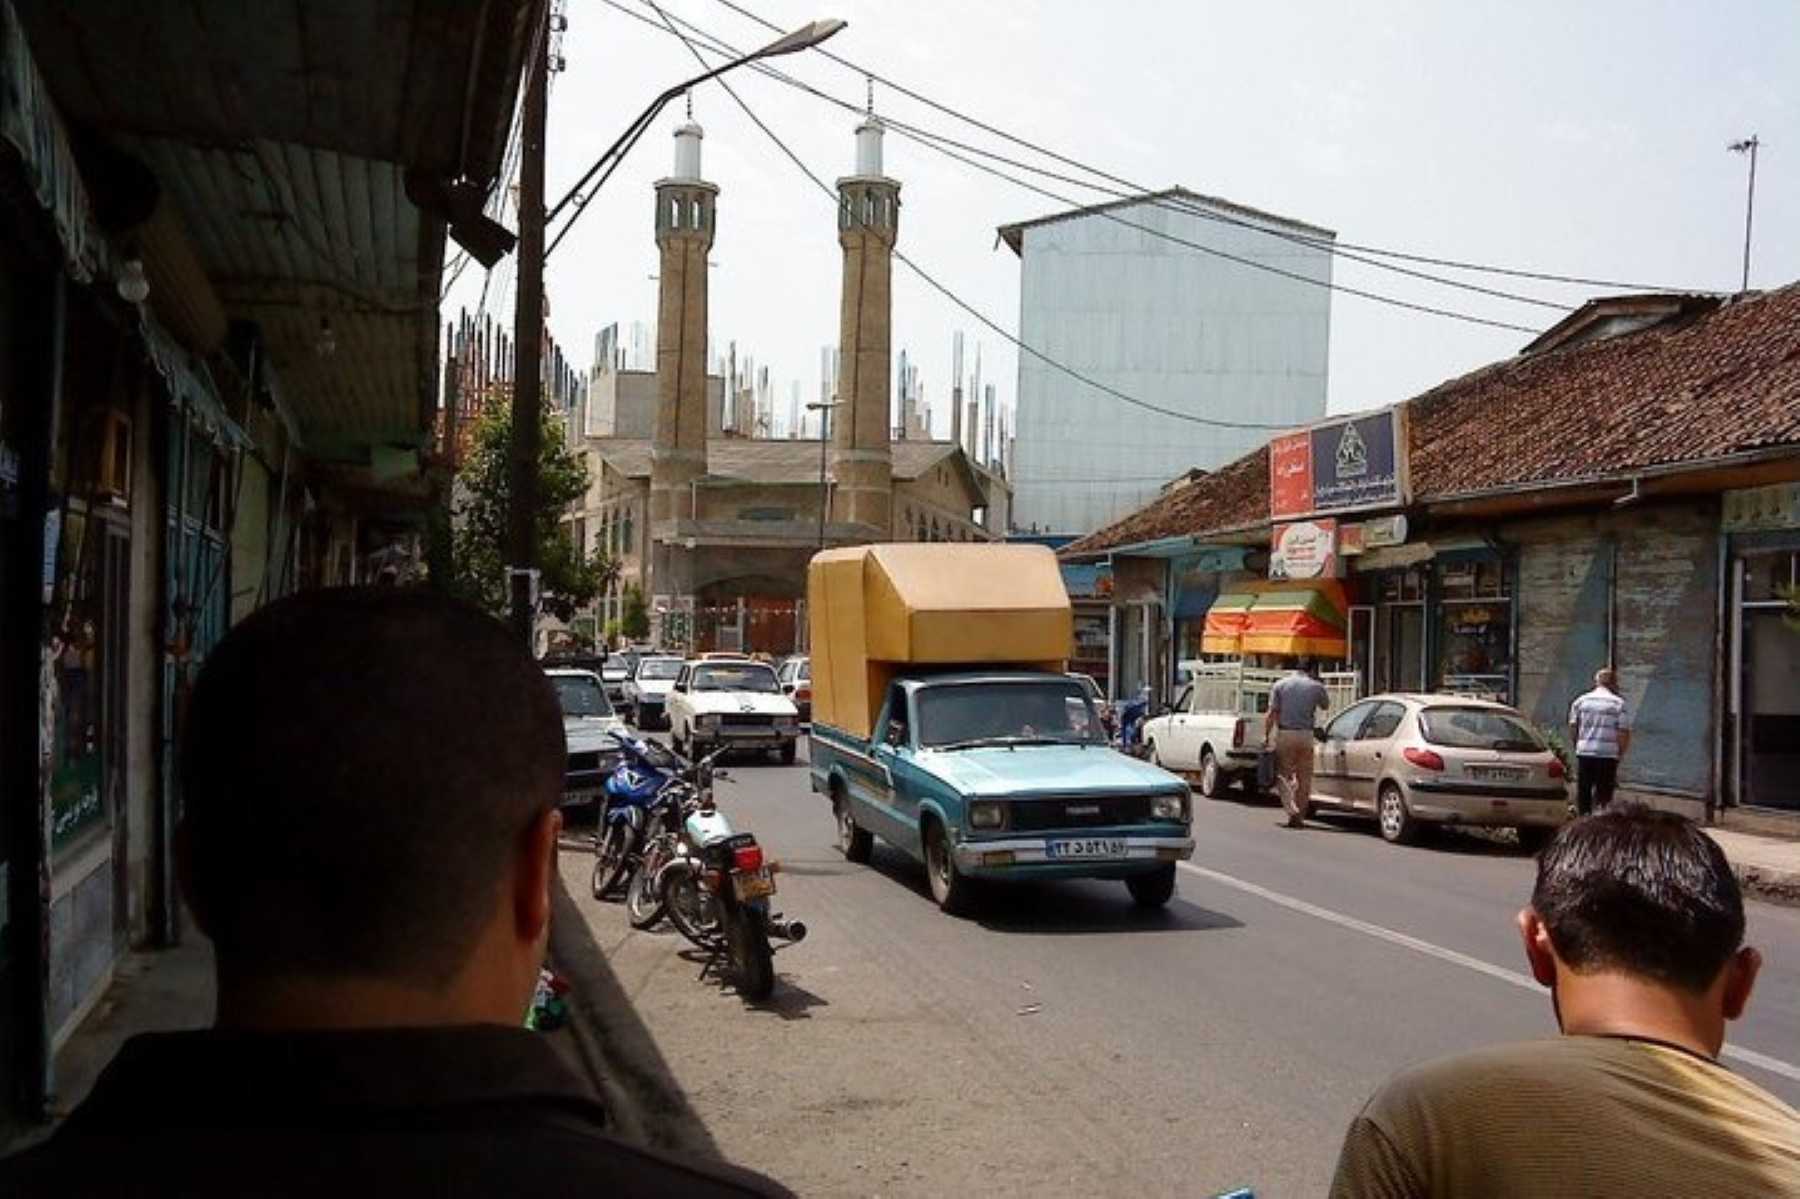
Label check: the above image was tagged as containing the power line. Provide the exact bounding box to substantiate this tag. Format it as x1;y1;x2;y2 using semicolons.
707;0;1698;296
611;0;1543;334
636;0;1295;432
627;3;1570;315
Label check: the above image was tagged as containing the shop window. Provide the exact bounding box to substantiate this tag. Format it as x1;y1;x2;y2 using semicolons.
1380;569;1425;603
1439;557;1505;600
621;507;634;555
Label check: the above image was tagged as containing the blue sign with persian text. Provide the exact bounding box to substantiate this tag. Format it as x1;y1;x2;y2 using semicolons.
1308;411;1403;513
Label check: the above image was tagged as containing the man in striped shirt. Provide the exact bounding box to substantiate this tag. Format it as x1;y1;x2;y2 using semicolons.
1568;668;1631;815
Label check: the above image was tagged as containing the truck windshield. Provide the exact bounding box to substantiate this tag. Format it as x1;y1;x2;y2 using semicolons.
693;664;781;693
553;675;613;718
915;680;1104;749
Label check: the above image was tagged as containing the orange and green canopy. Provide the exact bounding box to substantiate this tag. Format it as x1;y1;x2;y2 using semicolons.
1240;582;1349;659
1201;591;1257;655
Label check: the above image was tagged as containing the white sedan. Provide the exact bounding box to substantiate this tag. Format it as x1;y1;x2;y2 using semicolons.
667;659;802;764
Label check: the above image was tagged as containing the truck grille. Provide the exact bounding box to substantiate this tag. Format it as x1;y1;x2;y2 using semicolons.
1010;795;1154;831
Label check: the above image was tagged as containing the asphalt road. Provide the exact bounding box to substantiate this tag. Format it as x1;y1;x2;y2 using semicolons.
560;743;1800;1198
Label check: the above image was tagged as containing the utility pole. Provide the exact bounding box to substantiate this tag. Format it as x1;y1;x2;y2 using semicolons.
1729;135;1760;293
807;399;842;549
508;18;548;649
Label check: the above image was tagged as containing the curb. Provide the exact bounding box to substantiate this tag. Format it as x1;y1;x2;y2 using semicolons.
1732;864;1800;908
547;876;723;1158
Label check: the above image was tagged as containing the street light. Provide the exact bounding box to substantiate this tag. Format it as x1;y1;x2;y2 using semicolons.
544;16;847;258
806;399;842;549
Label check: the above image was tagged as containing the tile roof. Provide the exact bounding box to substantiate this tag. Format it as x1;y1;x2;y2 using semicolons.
1062;281;1800;556
1061;445;1270;556
1408;283;1800;499
590;437;969;485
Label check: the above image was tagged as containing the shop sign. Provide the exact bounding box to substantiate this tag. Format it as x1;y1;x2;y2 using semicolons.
1363;514;1408;547
1338;523;1367;556
1270;433;1314;520
1268;408;1409;520
1722;482;1800;533
1271;519;1337;580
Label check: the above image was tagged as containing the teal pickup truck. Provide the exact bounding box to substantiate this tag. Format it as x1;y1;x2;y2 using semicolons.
807;544;1194;916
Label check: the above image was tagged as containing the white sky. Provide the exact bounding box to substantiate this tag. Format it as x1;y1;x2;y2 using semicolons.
447;0;1799;438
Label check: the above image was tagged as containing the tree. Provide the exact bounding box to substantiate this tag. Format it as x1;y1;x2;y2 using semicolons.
434;403;617;622
621;584;651;642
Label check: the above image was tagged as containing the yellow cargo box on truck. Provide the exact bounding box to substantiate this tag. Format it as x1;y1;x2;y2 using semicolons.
806;544;1194;916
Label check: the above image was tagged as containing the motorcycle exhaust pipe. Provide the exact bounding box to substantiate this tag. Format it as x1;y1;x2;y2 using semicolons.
767;917;807;944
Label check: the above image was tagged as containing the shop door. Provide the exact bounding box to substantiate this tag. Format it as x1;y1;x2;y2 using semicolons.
1742;609;1800;810
1348;606;1375;698
1390;606;1426;692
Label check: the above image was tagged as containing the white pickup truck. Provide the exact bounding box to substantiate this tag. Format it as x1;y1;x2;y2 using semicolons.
1140;662;1359;799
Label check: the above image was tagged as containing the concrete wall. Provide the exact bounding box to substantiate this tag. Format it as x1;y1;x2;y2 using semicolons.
1012;196;1332;535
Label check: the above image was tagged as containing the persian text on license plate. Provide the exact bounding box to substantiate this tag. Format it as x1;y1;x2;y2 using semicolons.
1047;837;1127;860
561;789;602;805
1469;766;1525;781
734;867;776;900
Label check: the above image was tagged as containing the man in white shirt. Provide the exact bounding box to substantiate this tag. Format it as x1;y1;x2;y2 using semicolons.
1568;668;1631;815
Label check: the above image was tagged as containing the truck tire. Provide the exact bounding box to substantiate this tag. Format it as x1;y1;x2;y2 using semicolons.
1126;863;1177;908
1198;748;1224;799
835;790;874;864
924;820;974;916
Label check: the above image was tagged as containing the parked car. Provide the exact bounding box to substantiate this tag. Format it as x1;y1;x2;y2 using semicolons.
1306;693;1572;850
667;659;802;764
777;655;813;724
809;544;1194;915
599;656;632;705
622;655;684;729
544;669;627;808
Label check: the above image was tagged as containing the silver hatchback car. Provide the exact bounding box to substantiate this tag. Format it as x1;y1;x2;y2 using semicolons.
1307;694;1572;851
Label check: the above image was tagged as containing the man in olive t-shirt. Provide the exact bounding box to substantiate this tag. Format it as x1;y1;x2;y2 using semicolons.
1331;806;1800;1198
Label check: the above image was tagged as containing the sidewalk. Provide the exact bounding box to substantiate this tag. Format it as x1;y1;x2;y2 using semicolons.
1709;828;1800;906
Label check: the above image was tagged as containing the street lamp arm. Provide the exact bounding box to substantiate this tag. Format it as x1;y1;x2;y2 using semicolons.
545;18;846;229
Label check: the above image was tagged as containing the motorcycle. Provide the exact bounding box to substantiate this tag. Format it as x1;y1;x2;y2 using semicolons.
591;733;683;899
662;820;805;1002
1113;686;1154;760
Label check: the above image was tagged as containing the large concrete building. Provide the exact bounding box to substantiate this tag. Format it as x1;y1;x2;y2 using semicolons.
999;188;1334;536
573;118;1008;652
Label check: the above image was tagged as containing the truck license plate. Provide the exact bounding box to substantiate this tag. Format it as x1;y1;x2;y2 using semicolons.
733;867;776;900
1047;837;1127;860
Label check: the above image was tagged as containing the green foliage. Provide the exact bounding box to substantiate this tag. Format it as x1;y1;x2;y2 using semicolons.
1538;723;1574;774
434;403;618;622
621;584;651;641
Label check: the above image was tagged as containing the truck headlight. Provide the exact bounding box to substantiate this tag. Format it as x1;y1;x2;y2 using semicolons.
1151;793;1188;821
968;801;1006;830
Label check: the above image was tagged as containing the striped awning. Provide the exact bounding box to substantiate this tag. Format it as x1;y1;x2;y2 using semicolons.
1200;591;1257;655
1241;583;1349;659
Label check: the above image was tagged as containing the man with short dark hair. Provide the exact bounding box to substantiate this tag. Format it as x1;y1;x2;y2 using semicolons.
1;588;790;1196
1330;805;1800;1197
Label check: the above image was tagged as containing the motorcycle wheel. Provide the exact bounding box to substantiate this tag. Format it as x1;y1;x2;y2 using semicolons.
727;907;775;1001
627;847;668;930
662;860;722;948
592;823;634;900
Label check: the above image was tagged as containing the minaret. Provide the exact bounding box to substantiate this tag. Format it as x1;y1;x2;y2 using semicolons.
830;114;899;531
649;120;717;533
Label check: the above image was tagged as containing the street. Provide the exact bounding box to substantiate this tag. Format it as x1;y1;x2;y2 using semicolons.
560;743;1800;1198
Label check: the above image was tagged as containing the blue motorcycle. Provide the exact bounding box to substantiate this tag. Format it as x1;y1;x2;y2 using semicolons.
1113;686;1154;759
590;733;686;899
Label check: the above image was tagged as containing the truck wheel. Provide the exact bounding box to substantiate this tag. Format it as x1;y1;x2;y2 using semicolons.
835;791;873;864
1126;863;1177;909
923;820;974;916
1198;749;1224;799
779;739;798;766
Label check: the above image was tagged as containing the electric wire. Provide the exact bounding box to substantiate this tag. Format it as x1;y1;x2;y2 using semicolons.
638;0;1295;432
707;0;1698;295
